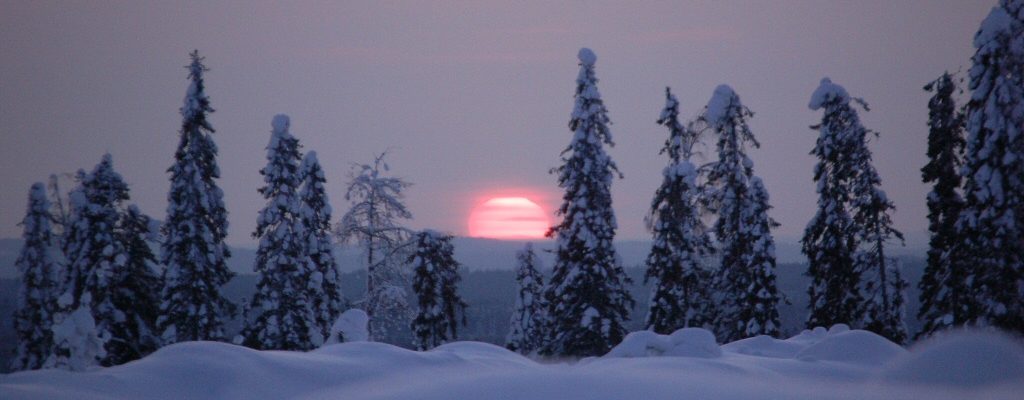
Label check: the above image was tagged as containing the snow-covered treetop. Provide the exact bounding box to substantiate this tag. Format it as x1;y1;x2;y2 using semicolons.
266;114;294;159
569;47;613;147
28;182;48;205
705;84;739;126
181;50;213;125
303;150;319;168
976;4;1016;48
578;47;597;66
420;229;444;241
808;78;850;110
272;114;290;134
83;153;129;206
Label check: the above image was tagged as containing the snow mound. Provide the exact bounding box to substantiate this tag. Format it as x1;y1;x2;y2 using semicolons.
795;329;906;365
808;77;850;110
606;328;721;358
722;334;806;359
705;84;736;126
578;47;597;65
271;114;290;132
881;330;1024;388
4;329;1024;400
324;308;369;345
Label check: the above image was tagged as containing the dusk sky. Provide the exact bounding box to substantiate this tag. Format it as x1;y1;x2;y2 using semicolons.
0;1;993;246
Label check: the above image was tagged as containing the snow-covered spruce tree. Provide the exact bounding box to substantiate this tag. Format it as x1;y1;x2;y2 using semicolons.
158;50;235;343
105;204;162;365
336;151;414;342
849;132;908;344
243;115;321;351
803;78;862;330
736;177;783;338
541;48;633;357
409;230;467;351
643;87;716;334
11;183;60;371
917;73;968;339
703;85;781;342
506;242;547;354
951;0;1024;333
299;151;344;342
51;155;158;367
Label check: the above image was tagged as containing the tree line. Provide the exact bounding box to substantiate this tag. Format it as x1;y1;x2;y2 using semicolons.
10;0;1024;369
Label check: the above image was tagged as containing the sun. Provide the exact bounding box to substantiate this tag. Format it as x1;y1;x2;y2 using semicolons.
468;197;549;239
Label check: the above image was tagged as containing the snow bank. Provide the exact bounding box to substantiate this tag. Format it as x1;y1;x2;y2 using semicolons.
3;328;1022;400
722;334;806;359
606;328;721;358
794;329;906;365
808;77;850;110
880;330;1024;388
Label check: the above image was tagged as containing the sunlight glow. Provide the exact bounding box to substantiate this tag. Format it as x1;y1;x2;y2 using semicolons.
468;197;549;239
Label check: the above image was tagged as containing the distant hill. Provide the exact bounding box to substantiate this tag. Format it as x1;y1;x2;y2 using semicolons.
0;234;929;279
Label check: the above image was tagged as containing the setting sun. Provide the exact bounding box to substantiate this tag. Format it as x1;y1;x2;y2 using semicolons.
468;197;549;239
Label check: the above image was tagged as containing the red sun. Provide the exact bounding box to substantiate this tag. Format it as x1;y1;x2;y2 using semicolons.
468;197;549;239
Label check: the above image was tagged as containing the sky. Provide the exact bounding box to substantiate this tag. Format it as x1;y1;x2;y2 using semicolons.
0;1;994;246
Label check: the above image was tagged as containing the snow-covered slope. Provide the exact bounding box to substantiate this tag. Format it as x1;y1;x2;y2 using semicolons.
2;327;1021;400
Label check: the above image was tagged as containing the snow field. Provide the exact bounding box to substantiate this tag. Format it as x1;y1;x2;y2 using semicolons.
3;326;1022;400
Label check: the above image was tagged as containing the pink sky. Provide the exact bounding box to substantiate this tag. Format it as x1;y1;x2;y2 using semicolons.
0;1;992;245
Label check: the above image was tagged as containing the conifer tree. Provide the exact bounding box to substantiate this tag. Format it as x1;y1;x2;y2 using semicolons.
337;152;414;342
101;204;162;365
643;87;716;334
51;155;158;367
736;177;783;338
11;183;60;371
917;73;968;338
506;243;546;354
851;147;908;344
243;115;321;350
952;0;1024;333
158;50;235;343
703;85;781;342
542;48;633;357
299;151;344;342
803;78;862;329
409;230;467;351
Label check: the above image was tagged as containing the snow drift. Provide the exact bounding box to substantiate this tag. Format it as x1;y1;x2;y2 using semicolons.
2;327;1022;400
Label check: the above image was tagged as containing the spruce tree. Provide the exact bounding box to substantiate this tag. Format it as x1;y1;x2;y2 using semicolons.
11;183;60;371
917;73;968;338
737;177;783;338
243;115;321;350
703;85;781;342
409;230;467;351
51;155;158;367
803;78;862;329
952;0;1024;333
542;48;633;357
643;87;716;334
506;242;547;354
109;205;162;364
299;151;343;342
158;50;235;343
850;142;908;344
337;152;414;342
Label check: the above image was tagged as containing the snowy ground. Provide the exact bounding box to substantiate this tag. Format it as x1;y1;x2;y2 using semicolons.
2;326;1022;400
